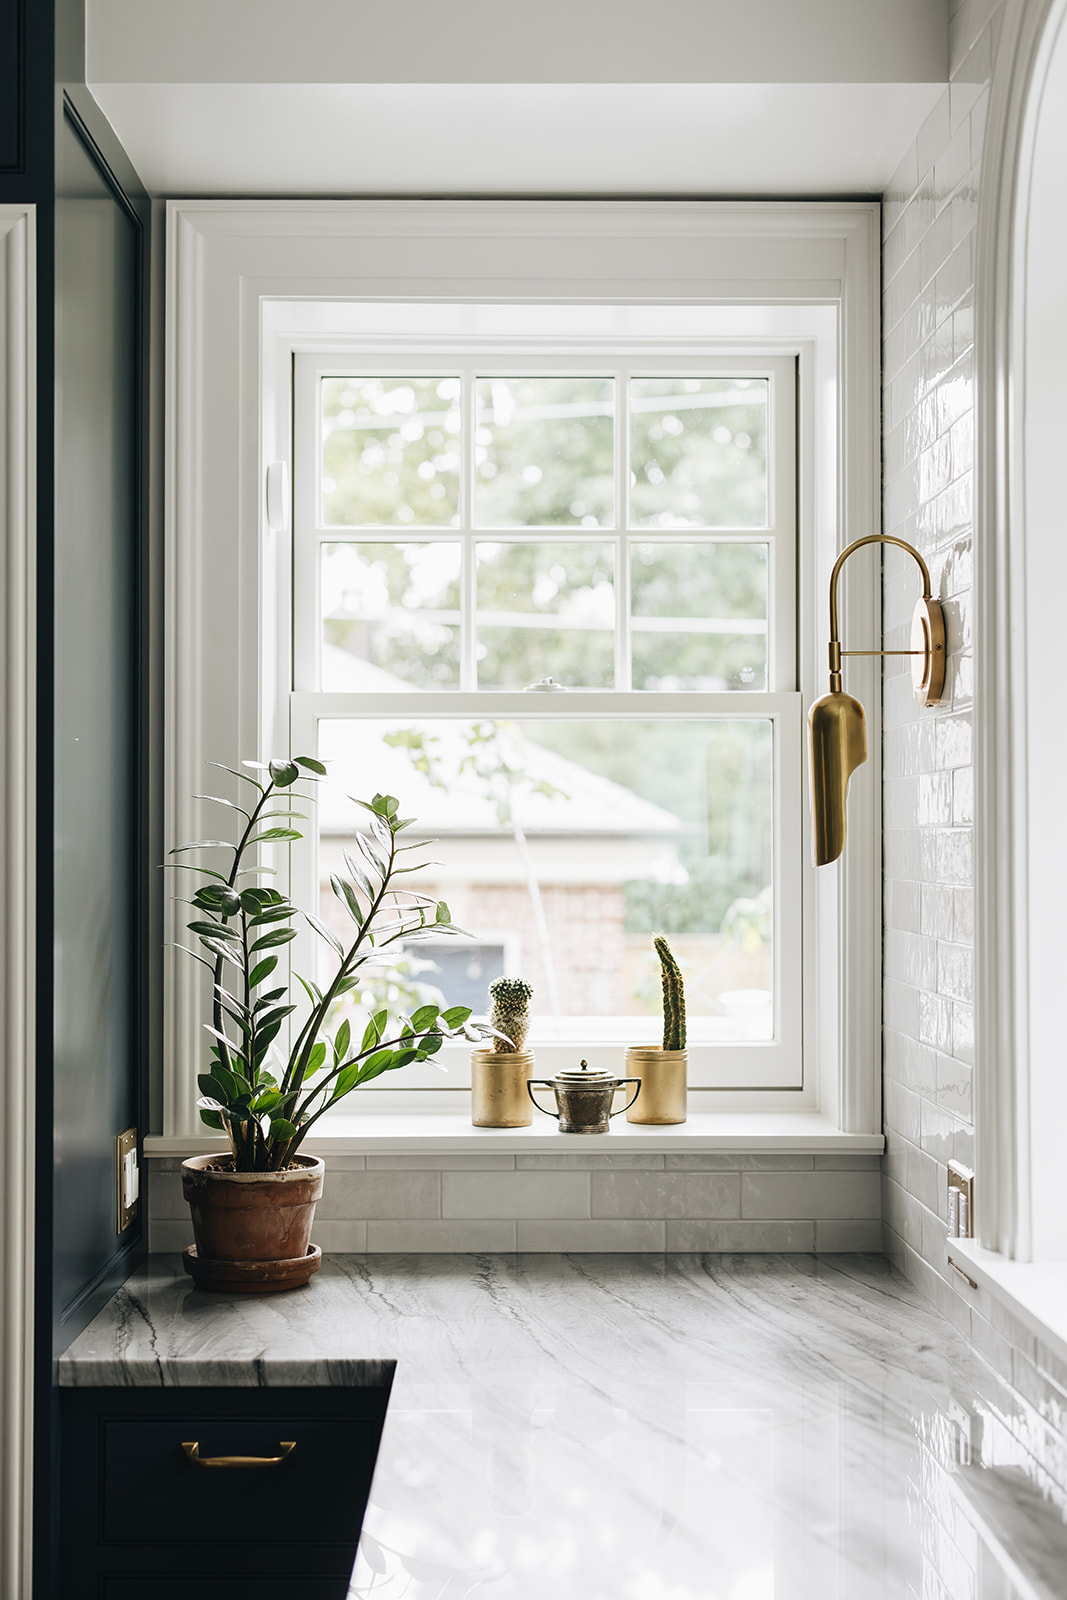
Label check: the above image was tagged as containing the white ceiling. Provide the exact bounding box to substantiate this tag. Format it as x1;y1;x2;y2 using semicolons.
86;0;948;198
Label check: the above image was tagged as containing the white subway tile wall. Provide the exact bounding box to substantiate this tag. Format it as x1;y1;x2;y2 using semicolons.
883;0;1067;1505
146;1154;882;1255
881;0;993;1300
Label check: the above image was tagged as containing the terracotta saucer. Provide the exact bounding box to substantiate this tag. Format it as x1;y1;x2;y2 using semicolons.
182;1243;322;1293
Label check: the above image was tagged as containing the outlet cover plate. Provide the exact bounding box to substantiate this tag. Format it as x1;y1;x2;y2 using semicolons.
948;1159;974;1238
116;1127;138;1233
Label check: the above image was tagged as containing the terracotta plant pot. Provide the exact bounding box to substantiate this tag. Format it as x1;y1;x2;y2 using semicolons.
623;1047;688;1124
181;1153;325;1292
470;1049;535;1127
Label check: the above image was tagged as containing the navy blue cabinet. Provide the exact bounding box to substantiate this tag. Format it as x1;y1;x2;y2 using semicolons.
60;1386;390;1599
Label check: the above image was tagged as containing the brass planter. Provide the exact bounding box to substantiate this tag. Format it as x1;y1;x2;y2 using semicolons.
624;1047;688;1124
471;1050;535;1127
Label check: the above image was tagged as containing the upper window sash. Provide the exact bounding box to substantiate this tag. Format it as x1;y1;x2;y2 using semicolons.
293;352;796;698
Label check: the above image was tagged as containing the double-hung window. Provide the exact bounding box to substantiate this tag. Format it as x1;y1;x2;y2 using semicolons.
161;202;882;1139
289;336;801;1094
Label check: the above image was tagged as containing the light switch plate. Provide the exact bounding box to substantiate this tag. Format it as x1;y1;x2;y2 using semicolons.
116;1127;139;1233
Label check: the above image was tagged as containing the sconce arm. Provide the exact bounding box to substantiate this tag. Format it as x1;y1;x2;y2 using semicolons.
827;534;934;690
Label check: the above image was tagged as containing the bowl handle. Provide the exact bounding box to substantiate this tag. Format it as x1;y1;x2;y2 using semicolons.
610;1078;642;1118
526;1080;559;1119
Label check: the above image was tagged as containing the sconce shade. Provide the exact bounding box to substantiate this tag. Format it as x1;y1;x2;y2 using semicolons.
807;533;945;867
807;689;868;866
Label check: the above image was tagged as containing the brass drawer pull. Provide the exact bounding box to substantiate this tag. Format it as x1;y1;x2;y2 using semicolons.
181;1440;296;1469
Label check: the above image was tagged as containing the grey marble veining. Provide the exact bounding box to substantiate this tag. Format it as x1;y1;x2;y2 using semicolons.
61;1254;1066;1598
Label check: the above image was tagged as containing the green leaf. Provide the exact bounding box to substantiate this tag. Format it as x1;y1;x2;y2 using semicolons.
253;987;288;1010
441;1006;472;1028
295;755;327;775
270;1118;298;1140
435;901;451;924
202;939;245;971
248;905;298;927
253;1088;283;1113
269;759;300;788
187;920;241;942
193;885;242;916
207;760;265;792
421;1033;444;1054
410;1003;440;1031
249;927;298;952
248;955;279;988
331;1064;362;1100
294;972;323;1007
199;1108;225;1130
353;832;387;875
307;1041;328;1075
330;874;365;928
304;910;343;956
169;840;235;854
197;1073;230;1101
240;887;276;913
359;1048;393;1078
333;1019;351;1064
194;793;251;820
248;827;302;844
360;1010;388;1052
254;1019;286;1057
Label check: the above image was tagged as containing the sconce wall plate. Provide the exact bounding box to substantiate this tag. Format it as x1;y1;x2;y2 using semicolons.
809;535;946;866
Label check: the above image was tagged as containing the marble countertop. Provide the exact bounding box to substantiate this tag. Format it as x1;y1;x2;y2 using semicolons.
62;1253;1065;1599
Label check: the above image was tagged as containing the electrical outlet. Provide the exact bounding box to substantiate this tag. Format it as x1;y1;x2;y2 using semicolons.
947;1159;974;1239
116;1127;139;1233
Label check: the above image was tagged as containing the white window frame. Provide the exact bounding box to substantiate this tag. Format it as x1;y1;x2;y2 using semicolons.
291;344;800;1093
160;201;881;1142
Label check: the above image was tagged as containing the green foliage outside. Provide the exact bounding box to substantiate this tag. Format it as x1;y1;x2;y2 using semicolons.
318;371;776;943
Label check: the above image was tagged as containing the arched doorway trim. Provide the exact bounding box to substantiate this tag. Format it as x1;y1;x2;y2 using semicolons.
975;0;1067;1259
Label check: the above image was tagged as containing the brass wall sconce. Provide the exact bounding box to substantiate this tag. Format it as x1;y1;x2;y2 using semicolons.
808;535;946;866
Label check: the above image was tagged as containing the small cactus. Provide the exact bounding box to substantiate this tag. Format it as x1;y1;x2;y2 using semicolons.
654;935;686;1051
488;976;533;1054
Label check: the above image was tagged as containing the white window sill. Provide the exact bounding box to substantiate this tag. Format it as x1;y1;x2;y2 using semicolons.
948;1237;1067;1374
143;1111;884;1159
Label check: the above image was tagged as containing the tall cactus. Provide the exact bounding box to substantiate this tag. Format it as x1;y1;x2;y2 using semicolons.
488;976;533;1054
654;935;686;1051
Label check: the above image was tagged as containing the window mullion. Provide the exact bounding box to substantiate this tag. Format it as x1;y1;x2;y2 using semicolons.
616;370;632;691
460;366;477;691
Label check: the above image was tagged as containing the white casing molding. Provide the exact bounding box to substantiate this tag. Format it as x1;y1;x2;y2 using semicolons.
974;0;1067;1260
164;200;881;1142
0;206;36;1600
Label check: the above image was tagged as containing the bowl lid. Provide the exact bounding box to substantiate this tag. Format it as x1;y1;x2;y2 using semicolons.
550;1058;618;1086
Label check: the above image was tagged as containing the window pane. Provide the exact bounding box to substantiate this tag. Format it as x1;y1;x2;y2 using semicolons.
630;378;768;528
321;377;460;527
321;542;461;690
316;717;774;1043
631;542;768;690
475;377;614;527
476;541;615;689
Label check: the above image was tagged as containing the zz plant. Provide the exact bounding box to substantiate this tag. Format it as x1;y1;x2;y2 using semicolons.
174;756;485;1171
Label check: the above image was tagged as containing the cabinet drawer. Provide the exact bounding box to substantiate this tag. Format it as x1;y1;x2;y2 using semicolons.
61;1383;391;1593
101;1414;375;1546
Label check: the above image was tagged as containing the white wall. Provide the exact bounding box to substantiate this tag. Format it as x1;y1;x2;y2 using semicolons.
87;0;947;84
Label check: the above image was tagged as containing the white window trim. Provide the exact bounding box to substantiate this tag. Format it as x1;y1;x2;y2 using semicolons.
158;200;881;1147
